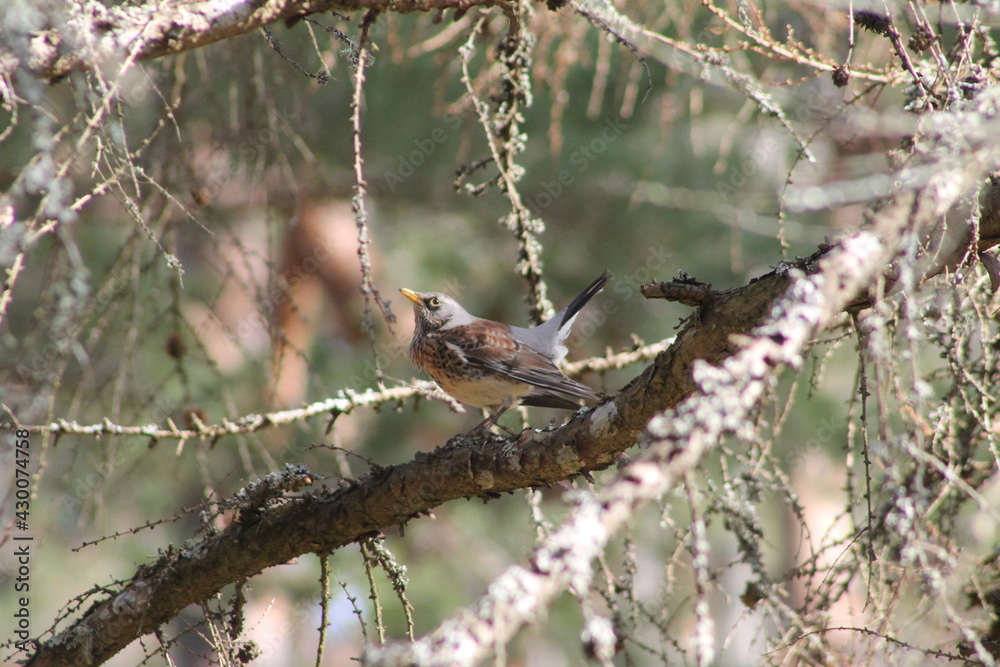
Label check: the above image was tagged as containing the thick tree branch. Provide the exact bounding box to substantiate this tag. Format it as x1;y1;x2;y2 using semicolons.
645;179;1000;314
360;170;989;667
362;233;901;667
0;0;507;81
23;89;1000;667
357;93;1000;663
0;343;671;440
26;186;987;666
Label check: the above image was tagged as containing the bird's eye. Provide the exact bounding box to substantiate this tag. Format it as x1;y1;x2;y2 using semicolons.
427;297;441;308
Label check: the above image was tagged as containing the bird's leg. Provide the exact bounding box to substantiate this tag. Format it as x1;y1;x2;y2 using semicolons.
464;402;514;436
467;407;507;434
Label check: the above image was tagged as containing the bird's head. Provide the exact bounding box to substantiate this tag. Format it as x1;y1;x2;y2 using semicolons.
400;288;473;332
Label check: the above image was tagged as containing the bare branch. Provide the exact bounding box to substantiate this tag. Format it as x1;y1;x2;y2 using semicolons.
0;0;511;81
0;341;675;441
362;158;983;667
26;138;992;663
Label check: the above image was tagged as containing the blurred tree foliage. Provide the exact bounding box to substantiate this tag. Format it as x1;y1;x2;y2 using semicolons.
1;0;1000;665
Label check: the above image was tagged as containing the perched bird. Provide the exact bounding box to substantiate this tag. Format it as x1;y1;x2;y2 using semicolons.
401;271;611;433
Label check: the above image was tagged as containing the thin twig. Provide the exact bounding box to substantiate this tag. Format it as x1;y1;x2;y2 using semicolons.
349;10;397;388
316;554;331;667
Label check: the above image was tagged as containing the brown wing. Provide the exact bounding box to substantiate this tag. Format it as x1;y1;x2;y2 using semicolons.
441;321;596;404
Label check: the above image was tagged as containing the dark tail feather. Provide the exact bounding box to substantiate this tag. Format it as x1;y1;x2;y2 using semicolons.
521;373;598;408
559;271;612;329
520;394;582;410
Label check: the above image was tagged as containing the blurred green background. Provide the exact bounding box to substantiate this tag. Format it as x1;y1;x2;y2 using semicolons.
0;4;925;665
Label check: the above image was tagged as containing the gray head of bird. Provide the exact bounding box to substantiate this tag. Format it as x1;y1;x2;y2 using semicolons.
400;288;475;333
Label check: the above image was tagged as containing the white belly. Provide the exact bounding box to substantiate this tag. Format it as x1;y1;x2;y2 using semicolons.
433;372;531;410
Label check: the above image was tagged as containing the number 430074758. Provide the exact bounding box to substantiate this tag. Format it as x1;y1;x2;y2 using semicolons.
14;428;31;523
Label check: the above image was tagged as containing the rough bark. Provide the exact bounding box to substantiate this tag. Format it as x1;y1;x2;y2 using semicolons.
0;0;504;81
25;173;1000;666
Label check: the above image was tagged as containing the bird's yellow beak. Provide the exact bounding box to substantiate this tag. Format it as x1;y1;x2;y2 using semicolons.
400;288;422;304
